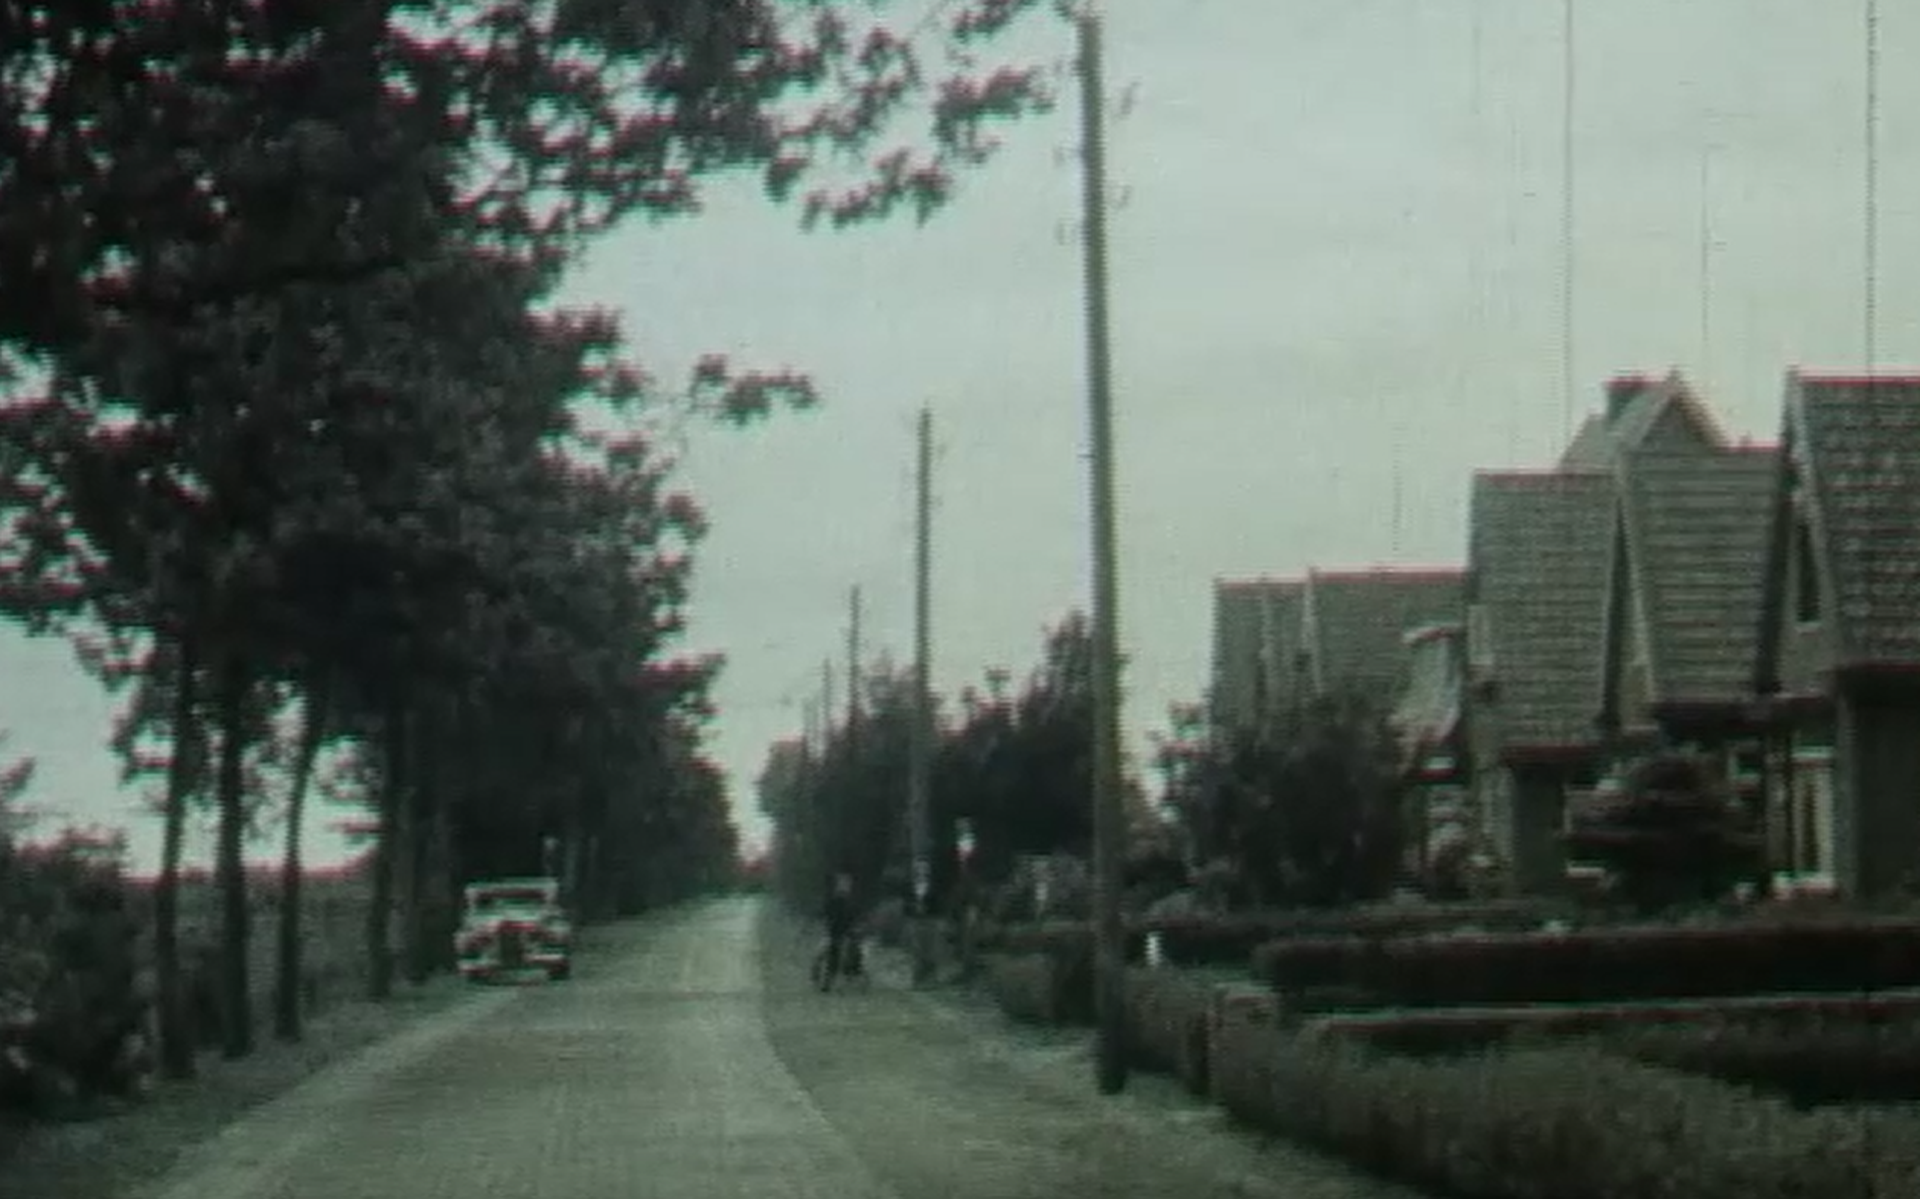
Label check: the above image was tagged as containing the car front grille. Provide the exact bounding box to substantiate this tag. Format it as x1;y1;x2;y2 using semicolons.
497;925;526;967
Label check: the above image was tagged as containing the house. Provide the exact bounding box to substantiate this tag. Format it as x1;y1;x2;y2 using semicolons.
1559;370;1726;468
1755;372;1920;898
1209;578;1306;741
1465;471;1616;893
1596;444;1778;761
1298;567;1465;703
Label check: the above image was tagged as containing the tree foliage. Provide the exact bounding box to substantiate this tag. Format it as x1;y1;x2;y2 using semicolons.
1565;752;1762;915
0;0;1056;1086
760;612;1114;918
1157;693;1404;910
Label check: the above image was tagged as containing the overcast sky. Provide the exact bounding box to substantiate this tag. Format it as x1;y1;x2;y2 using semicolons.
2;0;1914;873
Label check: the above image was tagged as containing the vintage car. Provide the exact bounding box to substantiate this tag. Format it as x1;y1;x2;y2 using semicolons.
454;877;572;982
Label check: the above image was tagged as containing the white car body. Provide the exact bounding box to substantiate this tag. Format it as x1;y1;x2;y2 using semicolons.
455;877;573;982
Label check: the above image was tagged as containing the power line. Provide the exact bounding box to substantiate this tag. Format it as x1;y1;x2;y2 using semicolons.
1865;0;1879;375
1560;0;1577;445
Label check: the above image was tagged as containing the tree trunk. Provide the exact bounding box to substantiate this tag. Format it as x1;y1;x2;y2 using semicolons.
402;699;433;986
155;629;200;1080
428;775;456;973
367;701;406;1001
274;681;328;1042
213;646;253;1059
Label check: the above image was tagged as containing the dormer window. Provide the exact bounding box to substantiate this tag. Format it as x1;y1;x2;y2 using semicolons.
1794;516;1821;624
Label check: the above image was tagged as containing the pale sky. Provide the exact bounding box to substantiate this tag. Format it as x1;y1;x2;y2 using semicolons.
3;0;1915;872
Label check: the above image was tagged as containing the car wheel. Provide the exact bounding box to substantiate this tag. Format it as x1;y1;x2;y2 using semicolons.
547;961;571;982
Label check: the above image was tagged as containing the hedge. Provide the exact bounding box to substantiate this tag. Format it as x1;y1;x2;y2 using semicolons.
980;950;1093;1026
1210;1026;1920;1199
979;900;1573;969
1253;917;1920;1007
1299;990;1920;1059
1607;1014;1920;1107
1121;967;1216;1095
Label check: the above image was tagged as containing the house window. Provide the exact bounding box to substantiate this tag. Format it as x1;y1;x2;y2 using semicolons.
1467;602;1493;671
1794;517;1821;624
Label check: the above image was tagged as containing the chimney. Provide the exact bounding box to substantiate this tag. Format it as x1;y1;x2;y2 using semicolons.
1605;375;1651;424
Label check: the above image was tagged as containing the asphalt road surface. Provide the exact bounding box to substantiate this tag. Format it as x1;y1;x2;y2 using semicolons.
144;897;1417;1199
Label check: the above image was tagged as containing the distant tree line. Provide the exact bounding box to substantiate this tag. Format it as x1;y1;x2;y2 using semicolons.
758;613;1177;918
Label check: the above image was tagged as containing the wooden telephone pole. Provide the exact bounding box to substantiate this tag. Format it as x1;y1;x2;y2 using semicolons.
847;584;863;732
908;406;936;984
1075;6;1128;1095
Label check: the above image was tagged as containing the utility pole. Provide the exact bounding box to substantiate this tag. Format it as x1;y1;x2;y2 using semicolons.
1075;6;1128;1095
847;585;863;732
908;405;935;984
821;658;835;744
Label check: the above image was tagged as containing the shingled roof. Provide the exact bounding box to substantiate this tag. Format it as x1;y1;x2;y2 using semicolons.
1558;371;1725;469
1302;568;1464;700
1211;578;1306;733
1779;373;1920;669
1468;471;1616;753
1612;445;1777;708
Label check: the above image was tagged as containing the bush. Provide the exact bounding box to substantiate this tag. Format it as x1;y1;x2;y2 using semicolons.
1568;752;1762;913
1122;968;1214;1095
980;949;1093;1026
1219;1033;1920;1199
982;899;1573;969
1253;918;1920;1008
0;835;150;1118
1300;992;1920;1059
1605;1014;1920;1107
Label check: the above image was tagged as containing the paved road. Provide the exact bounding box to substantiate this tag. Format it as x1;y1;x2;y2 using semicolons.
145;897;1415;1199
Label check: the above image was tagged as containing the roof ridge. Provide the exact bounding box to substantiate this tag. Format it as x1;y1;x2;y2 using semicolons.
1308;567;1465;585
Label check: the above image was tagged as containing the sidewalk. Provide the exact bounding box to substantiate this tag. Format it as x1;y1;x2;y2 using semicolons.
759;911;1426;1199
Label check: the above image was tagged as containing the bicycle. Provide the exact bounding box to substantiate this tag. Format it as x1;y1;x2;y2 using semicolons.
810;930;868;992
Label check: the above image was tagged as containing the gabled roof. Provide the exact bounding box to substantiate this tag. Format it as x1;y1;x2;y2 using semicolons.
1302;567;1464;700
1610;445;1777;709
1469;470;1616;752
1558;370;1725;469
1770;372;1920;670
1559;415;1612;468
1211;577;1306;732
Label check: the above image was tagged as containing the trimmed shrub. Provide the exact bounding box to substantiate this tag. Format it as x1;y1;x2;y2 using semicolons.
981;899;1574;969
981;949;1093;1025
1207;983;1285;1116
1253;918;1920;1008
1606;1014;1920;1106
1122;967;1214;1095
982;952;1059;1024
1222;1033;1920;1198
1301;991;1920;1059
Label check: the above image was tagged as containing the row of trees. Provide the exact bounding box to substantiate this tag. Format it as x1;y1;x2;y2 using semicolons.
0;0;1056;1087
757;611;1413;922
758;613;1168;917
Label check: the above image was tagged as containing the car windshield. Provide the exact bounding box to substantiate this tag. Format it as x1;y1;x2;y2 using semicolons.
472;889;550;912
